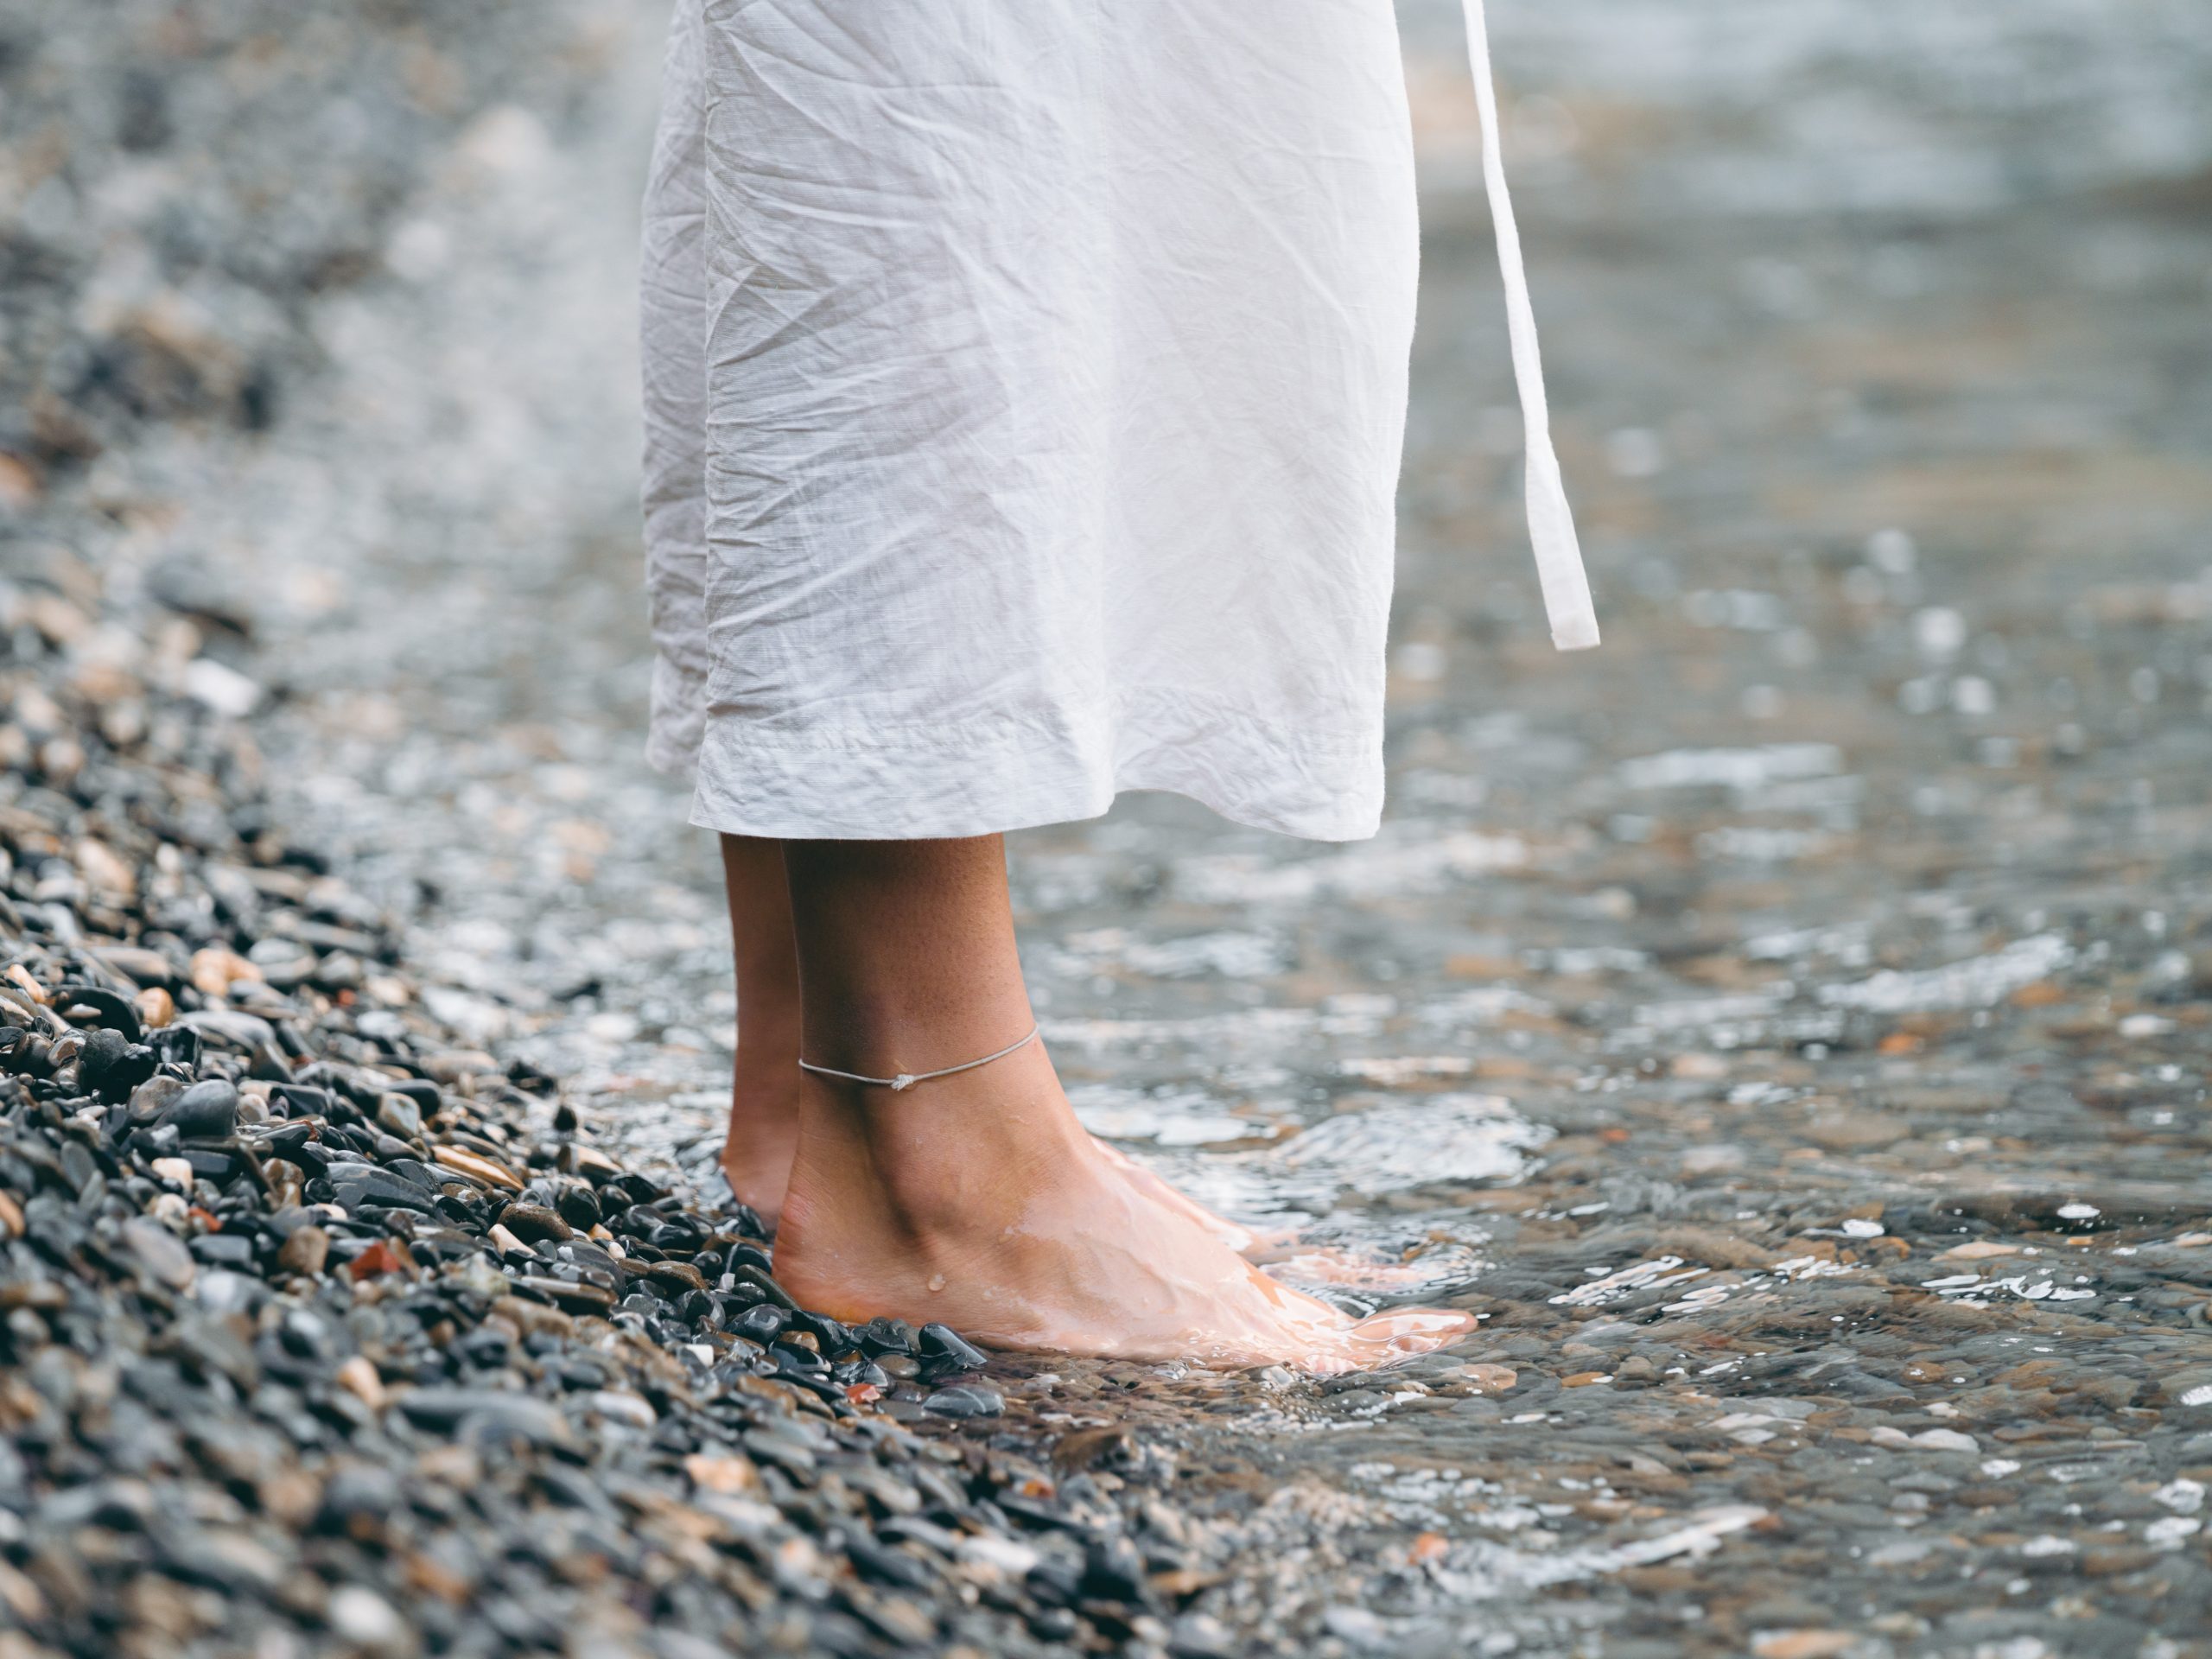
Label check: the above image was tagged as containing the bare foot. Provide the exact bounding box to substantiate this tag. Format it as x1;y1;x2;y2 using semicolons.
1091;1138;1441;1288
723;1062;1262;1243
1086;1137;1262;1252
774;1046;1472;1372
726;1052;1420;1289
724;1046;1276;1249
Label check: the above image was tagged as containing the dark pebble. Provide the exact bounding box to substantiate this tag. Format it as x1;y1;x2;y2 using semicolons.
396;1389;570;1445
554;1185;601;1229
922;1384;1005;1420
119;1217;195;1289
161;1079;239;1139
735;1302;789;1342
189;1233;257;1268
514;1274;614;1313
918;1322;989;1372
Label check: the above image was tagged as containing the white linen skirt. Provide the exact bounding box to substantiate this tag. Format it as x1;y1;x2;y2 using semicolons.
639;0;1592;842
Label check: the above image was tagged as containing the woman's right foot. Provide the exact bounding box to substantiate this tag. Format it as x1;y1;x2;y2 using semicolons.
772;1044;1471;1372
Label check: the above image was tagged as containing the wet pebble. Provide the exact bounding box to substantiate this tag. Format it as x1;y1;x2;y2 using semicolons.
160;1078;238;1139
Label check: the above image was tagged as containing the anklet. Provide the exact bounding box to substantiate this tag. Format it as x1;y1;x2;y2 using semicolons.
798;1025;1040;1093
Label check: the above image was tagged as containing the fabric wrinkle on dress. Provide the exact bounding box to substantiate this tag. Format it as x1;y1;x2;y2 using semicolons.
640;0;1593;844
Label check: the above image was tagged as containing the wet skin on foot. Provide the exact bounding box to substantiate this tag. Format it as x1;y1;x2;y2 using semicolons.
766;1045;1474;1374
725;831;1471;1371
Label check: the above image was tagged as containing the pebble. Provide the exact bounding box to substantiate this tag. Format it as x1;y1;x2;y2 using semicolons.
327;1586;404;1648
434;1145;521;1190
922;1384;1007;1421
0;592;1092;1659
335;1355;387;1412
918;1321;990;1373
683;1452;760;1494
119;1217;195;1290
160;1078;238;1138
497;1201;571;1243
276;1224;329;1276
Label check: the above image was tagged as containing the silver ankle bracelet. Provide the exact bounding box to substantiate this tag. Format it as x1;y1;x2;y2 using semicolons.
797;1024;1040;1092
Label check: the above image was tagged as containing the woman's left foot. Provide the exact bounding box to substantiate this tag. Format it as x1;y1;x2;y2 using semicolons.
719;1064;1421;1292
717;1052;803;1224
723;1058;1273;1249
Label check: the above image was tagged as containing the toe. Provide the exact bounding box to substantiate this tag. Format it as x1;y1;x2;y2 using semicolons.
1345;1306;1475;1361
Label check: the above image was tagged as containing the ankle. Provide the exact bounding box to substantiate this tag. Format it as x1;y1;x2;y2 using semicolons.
789;1062;1087;1240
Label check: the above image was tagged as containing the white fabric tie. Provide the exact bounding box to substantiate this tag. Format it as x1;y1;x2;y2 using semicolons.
1459;0;1599;651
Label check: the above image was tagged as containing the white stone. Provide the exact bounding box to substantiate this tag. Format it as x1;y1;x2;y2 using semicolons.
2145;1516;2202;1550
327;1587;401;1646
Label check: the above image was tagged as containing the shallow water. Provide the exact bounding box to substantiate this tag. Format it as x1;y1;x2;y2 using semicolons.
111;0;2212;1649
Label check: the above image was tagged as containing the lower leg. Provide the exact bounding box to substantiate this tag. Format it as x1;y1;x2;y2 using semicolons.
717;834;804;1221
778;836;1077;1233
772;836;1471;1369
717;831;1263;1250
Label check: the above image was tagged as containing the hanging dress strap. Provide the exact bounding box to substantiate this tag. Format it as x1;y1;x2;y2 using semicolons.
1459;0;1600;651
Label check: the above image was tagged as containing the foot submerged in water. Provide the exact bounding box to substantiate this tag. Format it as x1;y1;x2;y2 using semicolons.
769;1046;1473;1374
726;1074;1418;1295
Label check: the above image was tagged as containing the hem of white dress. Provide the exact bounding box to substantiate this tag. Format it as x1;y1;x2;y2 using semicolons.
675;701;1382;844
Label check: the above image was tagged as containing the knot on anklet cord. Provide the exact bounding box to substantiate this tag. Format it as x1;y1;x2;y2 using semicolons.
796;1025;1040;1092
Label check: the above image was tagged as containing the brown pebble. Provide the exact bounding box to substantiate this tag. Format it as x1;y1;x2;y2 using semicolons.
513;1274;615;1313
134;986;175;1029
498;1202;572;1243
258;1470;321;1528
1751;1636;1859;1659
683;1453;760;1495
277;1225;329;1277
188;947;261;997
334;1356;386;1412
433;1145;522;1191
72;840;133;898
265;1160;304;1209
1052;1425;1137;1472
0;1191;21;1240
564;1143;620;1182
645;1259;709;1295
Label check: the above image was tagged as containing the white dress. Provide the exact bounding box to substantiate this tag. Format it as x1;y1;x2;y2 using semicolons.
640;0;1593;843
